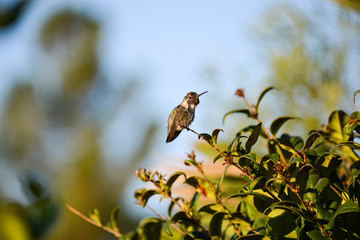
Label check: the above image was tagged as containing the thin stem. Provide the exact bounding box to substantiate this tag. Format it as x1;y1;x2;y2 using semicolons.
330;184;347;201
145;204;185;235
241;96;273;140
186;127;253;180
66;203;122;238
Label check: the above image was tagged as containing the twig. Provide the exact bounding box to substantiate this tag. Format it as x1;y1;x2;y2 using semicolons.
185;126;253;180
145;203;185;235
66;203;122;238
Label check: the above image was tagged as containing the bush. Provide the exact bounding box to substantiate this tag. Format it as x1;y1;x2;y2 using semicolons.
68;87;360;240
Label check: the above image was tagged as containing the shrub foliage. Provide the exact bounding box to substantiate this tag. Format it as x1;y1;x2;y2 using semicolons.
69;87;360;240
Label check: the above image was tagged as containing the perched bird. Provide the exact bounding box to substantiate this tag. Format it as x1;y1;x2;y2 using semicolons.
166;91;208;143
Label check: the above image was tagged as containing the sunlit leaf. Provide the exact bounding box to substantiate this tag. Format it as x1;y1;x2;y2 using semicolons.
89;209;102;226
315;153;342;177
213;153;224;163
327;110;349;143
110;206;120;233
265;210;297;238
163;220;172;236
212;128;223;144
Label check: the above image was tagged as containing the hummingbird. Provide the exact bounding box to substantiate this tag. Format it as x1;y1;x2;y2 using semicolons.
166;91;208;143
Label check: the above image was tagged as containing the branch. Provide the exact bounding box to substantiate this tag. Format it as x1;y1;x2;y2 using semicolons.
66;203;122;238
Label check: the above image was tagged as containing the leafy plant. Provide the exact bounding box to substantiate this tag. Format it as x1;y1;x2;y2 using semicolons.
68;87;360;240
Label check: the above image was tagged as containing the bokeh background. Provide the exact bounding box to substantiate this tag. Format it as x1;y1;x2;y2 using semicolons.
0;0;359;239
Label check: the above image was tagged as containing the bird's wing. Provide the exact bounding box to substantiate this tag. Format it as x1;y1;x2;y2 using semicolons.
166;107;180;142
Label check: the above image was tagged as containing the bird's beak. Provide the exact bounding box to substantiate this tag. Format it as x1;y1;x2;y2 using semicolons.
198;91;208;97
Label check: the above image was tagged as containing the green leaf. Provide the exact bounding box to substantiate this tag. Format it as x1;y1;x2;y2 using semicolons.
344;111;360;135
270;116;300;136
138;218;162;240
327;200;360;239
141;189;158;207
170;211;190;223
110;206;121;233
331;141;360;152
315;153;342;177
245;122;262;153
190;191;200;209
209;212;226;237
163;220;173;236
89;209;102;226
265;210;297;237
246;176;266;192
223;109;251;124
184;231;210;239
353;89;360;104
212;128;223;144
327;110;349;143
198;204;221;214
238;234;266;239
184;160;196;167
167;197;182;217
216;165;229;193
303;132;322;151
166;172;186;189
213;153;224;163
198;133;213;144
255;86;275;113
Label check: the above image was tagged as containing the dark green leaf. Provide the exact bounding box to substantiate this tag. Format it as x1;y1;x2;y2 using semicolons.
255;86;275;113
170;211;190;223
246;176;265;192
141;189;158;207
184;231;210;240
212;128;223;144
270;116;300;136
138;218;162;240
184;160;196;167
353;89;360;104
168;197;182;216
166;172;186;189
198;204;219;214
185;177;199;189
245;122;262;153
328;200;360;239
315;153;342;177
190;191;200;209
223;109;251;125
303;132;322;151
199;133;213;144
209;212;226;237
265;210;297;237
238;234;266;239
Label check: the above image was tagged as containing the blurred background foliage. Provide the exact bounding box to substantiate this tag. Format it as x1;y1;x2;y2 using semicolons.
0;0;359;239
